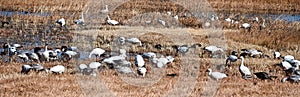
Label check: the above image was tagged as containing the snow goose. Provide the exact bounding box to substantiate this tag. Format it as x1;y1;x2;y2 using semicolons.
273;51;281;59
211;14;218;21
12;43;22;48
166;55;175;63
167;11;171;15
115;65;135;74
126;38;142;46
119;49;127;58
118;37;126;45
82;67;95;76
174;15;179;20
239;56;252;79
284;67;299;76
281;75;300;83
17;51;29;62
21;64;33;74
61;46;78;61
102;55;126;68
259;19;266;30
202;45;224;58
42;45;55;62
142;52;156;58
89;48;106;60
89;62;102;70
203;45;224;53
225;18;232;22
285;60;300;75
78;64;88;72
241;23;251;29
137;67;147;77
156;56;169;68
25;52;40;63
107;15;119;25
155;55;174;68
74;12;85;25
206;68;228;81
281;61;292;70
226;55;238;66
292;60;300;69
158;19;166;27
135;55;145;67
241;23;251;32
173;45;189;56
248;49;263;58
25;47;42;63
31;64;45;72
101;5;109;13
56;18;66;26
47;65;65;74
284;55;294;63
252;17;259;22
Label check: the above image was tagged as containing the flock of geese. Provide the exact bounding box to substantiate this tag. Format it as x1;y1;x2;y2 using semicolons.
56;5;119;27
0;5;295;84
55;4;265;31
0;36;180;77
1;36;300;83
209;49;300;83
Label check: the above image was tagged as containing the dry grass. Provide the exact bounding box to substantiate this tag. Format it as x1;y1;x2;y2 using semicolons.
1;0;300;96
207;0;300;14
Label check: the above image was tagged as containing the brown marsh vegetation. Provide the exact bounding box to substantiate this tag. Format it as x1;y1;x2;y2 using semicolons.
0;0;300;97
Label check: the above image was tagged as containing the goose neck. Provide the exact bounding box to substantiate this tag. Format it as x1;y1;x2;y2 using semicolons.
107;15;111;20
81;12;84;20
241;57;245;66
208;69;212;75
45;46;48;51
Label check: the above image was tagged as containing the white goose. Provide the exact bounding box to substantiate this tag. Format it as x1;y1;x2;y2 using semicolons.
273;51;281;59
281;61;292;70
137;67;147;77
241;23;251;28
126;37;142;46
118;37;126;45
21;64;33;74
225;18;232;22
241;23;251;32
284;55;294;63
206;68;228;81
56;18;66;26
47;65;65;74
101;5;109;13
158;19;166;27
239;56;252;79
135;55;145;67
74;12;85;25
89;48;106;60
42;45;54;62
31;64;45;72
142;52;156;58
78;64;88;72
174;15;179;20
107;15;119;25
89;62;102;69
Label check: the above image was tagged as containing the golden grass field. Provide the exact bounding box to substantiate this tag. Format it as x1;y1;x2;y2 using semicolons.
0;0;300;97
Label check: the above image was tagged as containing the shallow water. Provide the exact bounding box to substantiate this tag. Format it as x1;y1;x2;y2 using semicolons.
0;11;52;17
0;11;299;22
243;13;300;22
